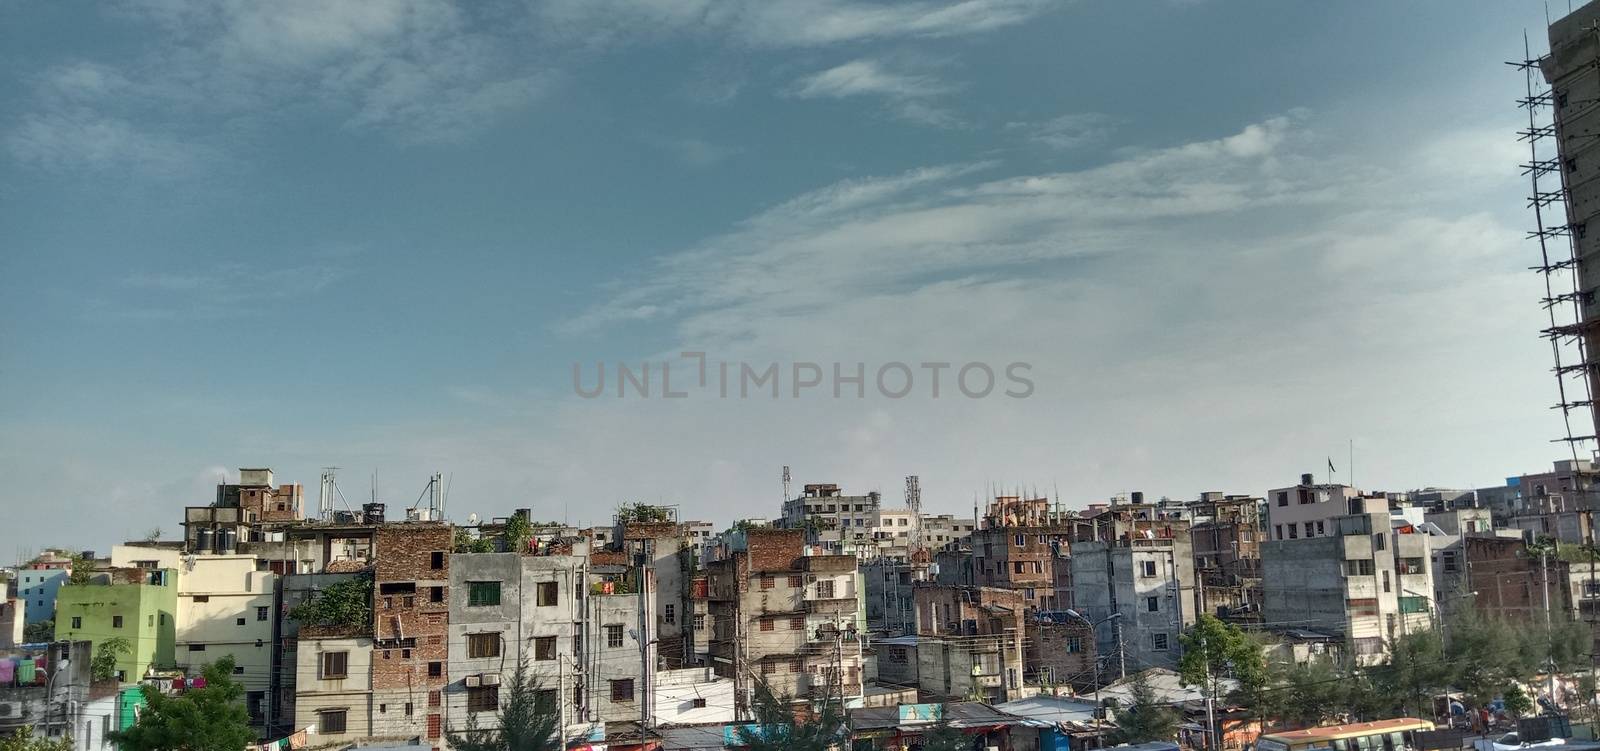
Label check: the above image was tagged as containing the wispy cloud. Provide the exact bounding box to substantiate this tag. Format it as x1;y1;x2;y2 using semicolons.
1005;112;1117;150
644;135;745;167
87;262;350;321
538;0;1062;48
792;58;960;126
6;111;216;178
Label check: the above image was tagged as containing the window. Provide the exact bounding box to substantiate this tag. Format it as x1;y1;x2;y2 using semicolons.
1014;534;1025;547
1140;561;1156;578
321;652;348;679
1347;598;1381;618
1274;524;1283;540
761;619;775;632
1287;525;1298;539
692;697;707;708
1276;491;1288;507
1146;596;1159;612
1316;521;1325;536
431;551;445;569
693;614;705;630
1013;562;1024;574
1399;558;1425;575
468;633;501;659
192;595;209;603
468;581;502;607
534;636;557;661
1066;637;1083;653
427;662;442;677
256;606;269;621
818;579;835;598
1382;571;1391;593
318;709;347;734
1374;533;1386;551
112;615;123;628
537;581;559;607
1303;522;1314;537
189;644;207;652
788;575;803;588
606;624;624;648
535;689;557;715
467;686;499;713
760;576;774;590
665;604;675;624
430;586;445;603
611;679;635;703
1344;559;1375;576
789;617;804;630
236;617;246;626
428;690;442;708
1152;633;1169;651
70;617;81;629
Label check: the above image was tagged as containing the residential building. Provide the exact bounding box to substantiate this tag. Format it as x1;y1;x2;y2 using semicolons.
615;517;693;668
370;523;452;741
862;555;932;634
17;556;72;626
1025;611;1097;690
1463;536;1576;623
0;641;92;743
293;629;375;741
780;484;882;557
54;568;178;681
1;576;23;648
1187;493;1263;622
971;496;1076;611
651;667;736;726
1266;474;1366;542
1261;511;1433;665
912;584;1025;703
1070;530;1196;672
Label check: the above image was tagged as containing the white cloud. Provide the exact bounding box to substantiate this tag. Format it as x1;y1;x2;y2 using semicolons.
538;0;1061;48
1006;112;1116;150
6;111;213;178
791;58;960;126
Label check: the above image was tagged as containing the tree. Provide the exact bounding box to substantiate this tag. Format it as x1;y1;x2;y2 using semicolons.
735;677;846;751
22;619;53;644
1371;629;1452;717
1180;615;1267;705
447;655;561;751
1447;612;1533;706
109;656;255;751
92;637;131;682
1109;671;1180;744
0;727;73;751
288;573;373;629
455;527;495;553
1504;684;1535;718
67;554;96;585
142;527;163;543
918;705;969;751
616;503;672;524
502;515;533;554
1260;658;1349;728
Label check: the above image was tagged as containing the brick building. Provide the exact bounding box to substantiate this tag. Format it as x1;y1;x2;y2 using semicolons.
371;523;453;741
1187;493;1264;623
912;584;1025;703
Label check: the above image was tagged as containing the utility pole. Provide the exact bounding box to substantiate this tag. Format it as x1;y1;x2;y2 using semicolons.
1543;546;1557;709
1200;633;1217;751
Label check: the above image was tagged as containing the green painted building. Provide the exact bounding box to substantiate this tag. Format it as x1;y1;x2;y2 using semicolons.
55;569;178;681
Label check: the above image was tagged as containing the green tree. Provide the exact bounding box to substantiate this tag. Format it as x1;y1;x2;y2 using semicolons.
446;656;561;751
22;619;53;644
1262;658;1349;728
455;527;495;553
1447;612;1533;705
288;573;373;628
0;726;73;751
616;503;672;523
108;656;255;751
1504;684;1535;717
918;705;968;751
735;677;846;751
502;515;533;554
68;554;96;585
1109;671;1180;744
1180;615;1267;706
1371;629;1452;717
91;637;131;682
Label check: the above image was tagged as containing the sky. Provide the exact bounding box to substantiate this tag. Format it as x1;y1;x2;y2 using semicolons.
0;0;1583;558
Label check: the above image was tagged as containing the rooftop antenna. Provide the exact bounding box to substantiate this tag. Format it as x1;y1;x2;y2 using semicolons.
906;475;922;552
782;465;792;501
318;467;341;519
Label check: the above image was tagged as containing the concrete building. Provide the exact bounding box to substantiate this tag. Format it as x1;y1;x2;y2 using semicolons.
1;576;23;648
651;667;735;726
1188;493;1263;622
0;641;92;743
704;528;865;715
293;629;376;741
1025;612;1096;690
1070;531;1196;673
1266;474;1366;542
912;584;1025;703
862;556;932;635
17;557;71;626
109;544;278;729
615;518;693;668
54;568;178;681
780;484;882;557
1261;511;1433;665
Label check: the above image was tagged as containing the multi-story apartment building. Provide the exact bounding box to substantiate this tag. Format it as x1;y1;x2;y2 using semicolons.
1070;531;1196;673
1026;611;1097;690
911;584;1025;703
109;544;278;729
863;555;933;634
780;484;882;557
1261;510;1434;665
704;528;864;715
1187;493;1263;622
370;523;453;741
1266;474;1367;542
17;553;73;625
971;496;1076;611
55;567;178;681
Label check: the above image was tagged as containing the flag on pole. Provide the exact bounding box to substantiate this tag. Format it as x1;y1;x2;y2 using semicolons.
1328;457;1336;473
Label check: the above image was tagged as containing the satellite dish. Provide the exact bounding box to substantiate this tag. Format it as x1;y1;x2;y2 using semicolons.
467;513;480;526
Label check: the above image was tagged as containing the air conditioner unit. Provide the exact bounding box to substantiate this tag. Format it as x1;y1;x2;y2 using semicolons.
481;674;501;687
465;675;481;688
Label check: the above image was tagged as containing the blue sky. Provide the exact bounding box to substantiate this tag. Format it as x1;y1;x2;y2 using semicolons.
0;0;1575;556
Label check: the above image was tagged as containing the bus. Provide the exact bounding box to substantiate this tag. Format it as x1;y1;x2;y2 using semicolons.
1256;719;1437;751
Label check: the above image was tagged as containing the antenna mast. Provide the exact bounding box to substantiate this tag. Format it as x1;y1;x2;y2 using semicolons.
782;465;792;502
906;475;922;553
